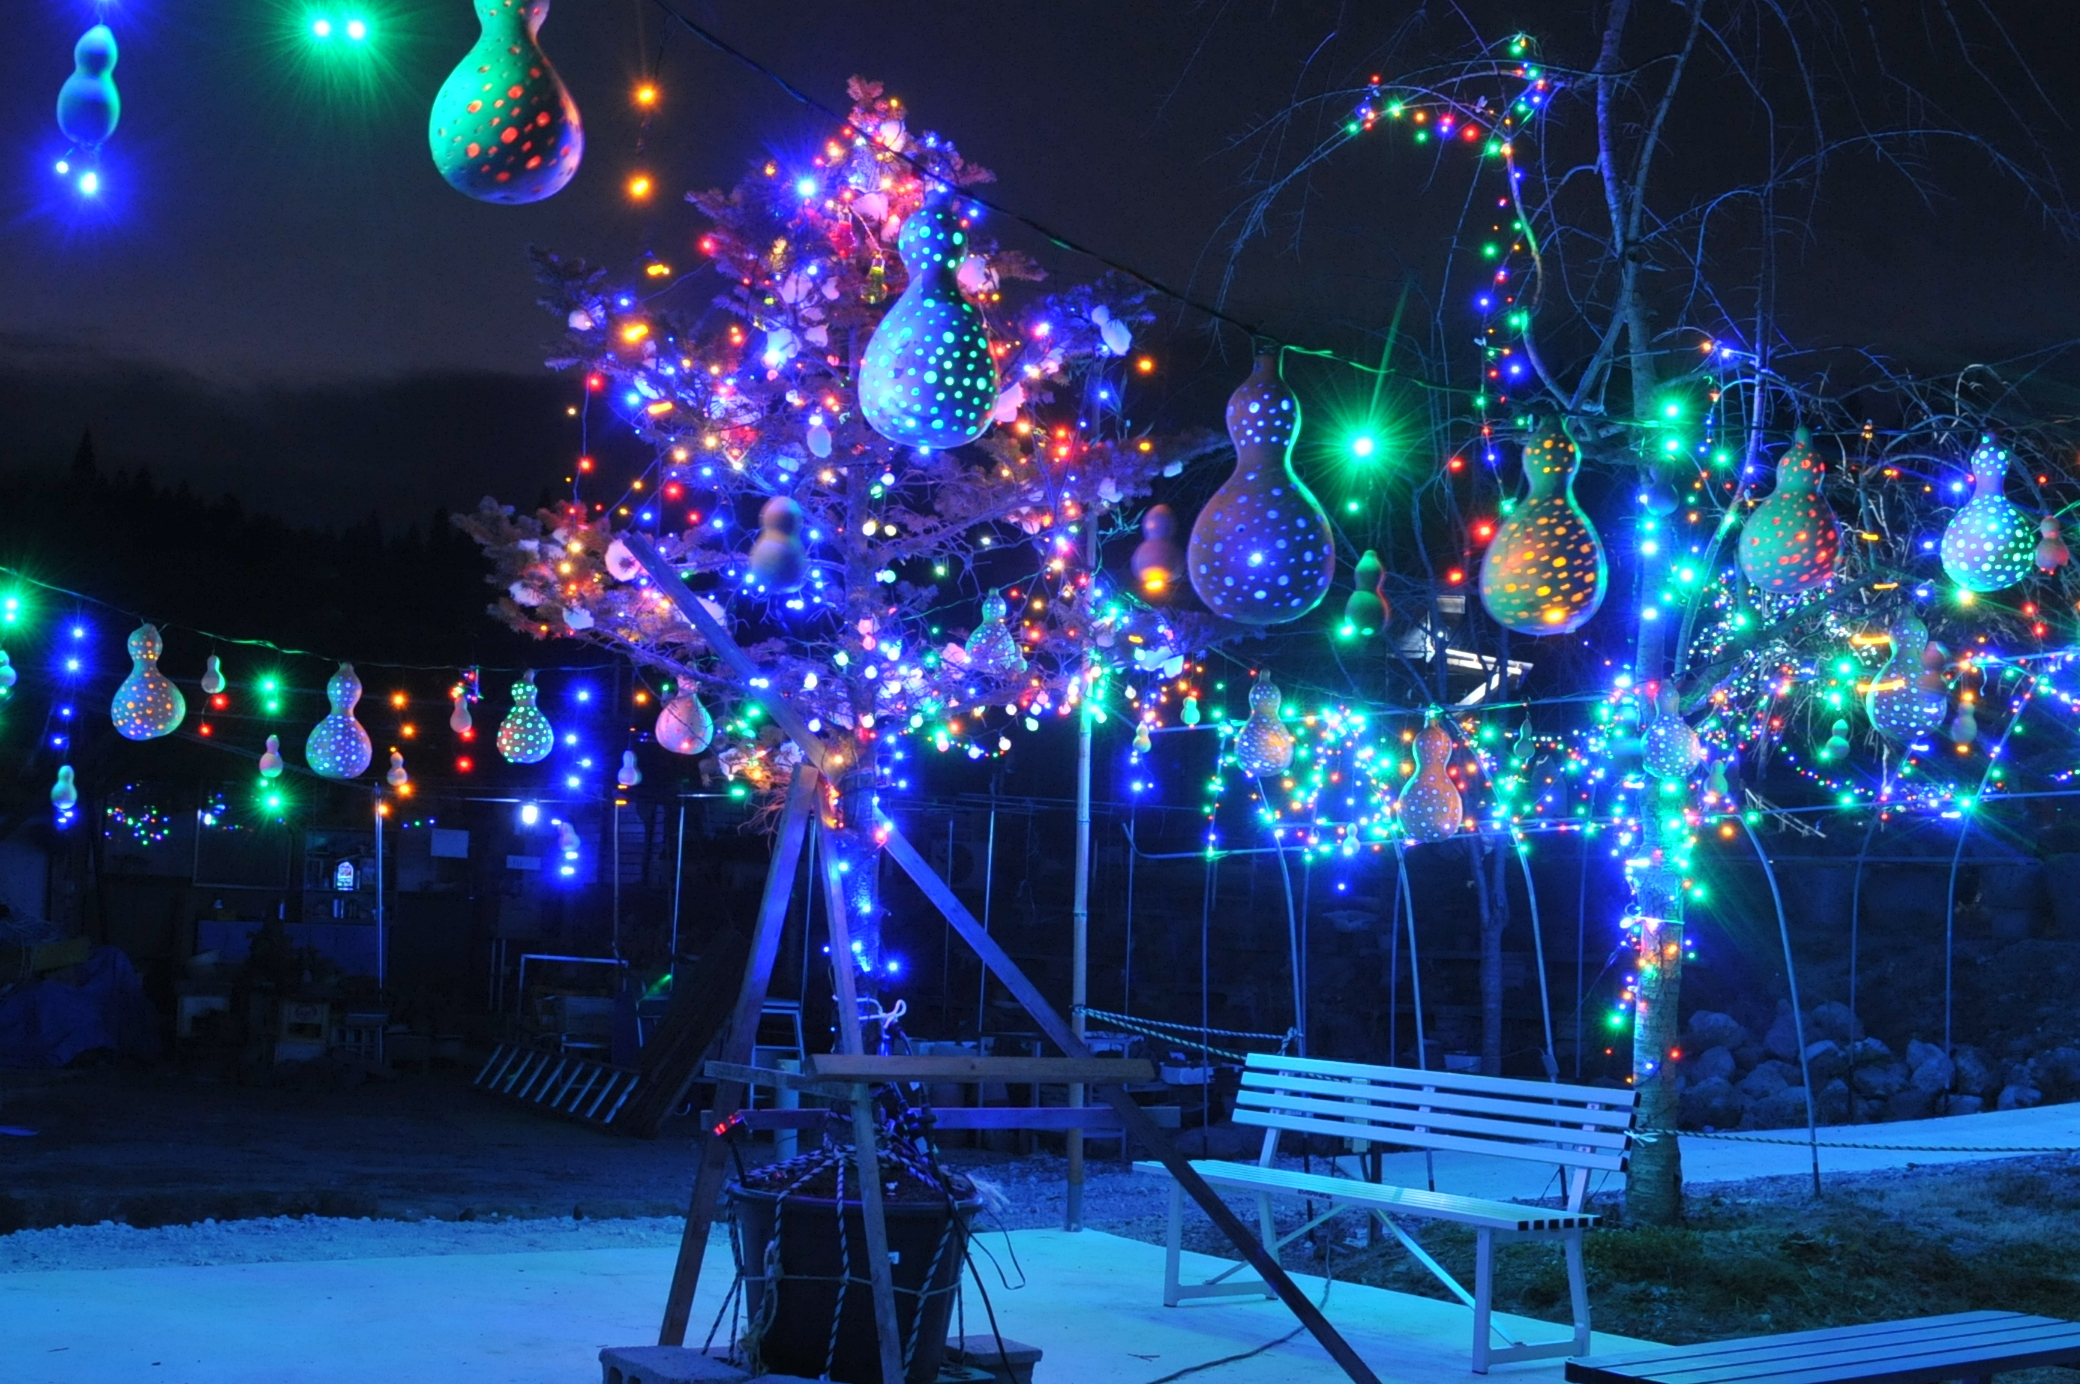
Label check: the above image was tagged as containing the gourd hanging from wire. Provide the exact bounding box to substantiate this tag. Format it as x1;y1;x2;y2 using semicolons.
1738;428;1839;593
427;0;583;204
858;195;997;449
306;663;374;779
1478;423;1606;634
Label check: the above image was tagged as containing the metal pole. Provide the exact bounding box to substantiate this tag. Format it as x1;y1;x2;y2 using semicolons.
1067;530;1096;1231
975;807;995;1040
373;791;385;995
612;798;623;962
669;800;686;959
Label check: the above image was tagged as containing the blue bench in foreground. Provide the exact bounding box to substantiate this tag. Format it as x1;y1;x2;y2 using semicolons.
1567;1311;2080;1384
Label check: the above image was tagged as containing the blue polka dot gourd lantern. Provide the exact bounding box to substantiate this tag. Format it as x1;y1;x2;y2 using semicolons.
1398;720;1462;844
1738;427;1839;593
428;0;583;205
1642;688;1704;781
1865;614;1949;743
858;196;997;449
1940;435;2037;593
497;672;555;764
1233;675;1295;778
1480;424;1606;634
305;663;373;779
111;624;185;741
1186;354;1334;624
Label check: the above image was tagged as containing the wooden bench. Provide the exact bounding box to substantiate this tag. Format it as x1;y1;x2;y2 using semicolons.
1566;1310;2080;1384
1134;1053;1638;1373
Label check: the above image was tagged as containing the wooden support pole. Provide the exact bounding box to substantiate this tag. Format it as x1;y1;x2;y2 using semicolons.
821;828;909;1384
657;767;818;1346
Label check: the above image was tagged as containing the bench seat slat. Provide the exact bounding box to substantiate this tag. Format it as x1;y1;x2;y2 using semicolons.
1240;1071;1639;1130
1236;1105;1630;1171
1236;1088;1634;1150
1567;1313;2080;1384
1251;1053;1638;1106
1131;1159;1598;1233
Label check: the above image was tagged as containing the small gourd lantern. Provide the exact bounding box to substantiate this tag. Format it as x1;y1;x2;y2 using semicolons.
656;692;714;755
1398;720;1462;843
428;0;583;204
305;663;374;779
111;624;186;741
1232;675;1295;778
1865;615;1948;742
1738;428;1839;593
1131;505;1185;599
1940;435;2037;593
1343;549;1390;635
57;25;120;153
386;750;410;790
1186;354;1335;624
1478;424;1607;634
964;592;1027;681
748;496;808;591
1642;688;1704;780
259;735;285;779
497;672;555;764
858;196;998;449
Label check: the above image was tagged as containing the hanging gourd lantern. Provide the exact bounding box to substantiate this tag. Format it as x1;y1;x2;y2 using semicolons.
1398;720;1463;843
964;592;1027;681
748;496;808;591
305;663;374;779
655;691;714;755
56;25;120;157
1738;427;1840;593
496;672;555;764
1479;424;1606;634
1642;688;1705;781
1342;549;1390;635
1187;354;1334;624
2036;517;2070;571
858;195;997;449
1818;718;1852;763
1131;505;1185;599
428;0;583;204
111;624;186;741
1940;435;2037;593
1232;675;1295;778
1865;615;1948;742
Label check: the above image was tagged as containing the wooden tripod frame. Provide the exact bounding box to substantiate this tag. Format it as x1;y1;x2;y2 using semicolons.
620;533;1378;1384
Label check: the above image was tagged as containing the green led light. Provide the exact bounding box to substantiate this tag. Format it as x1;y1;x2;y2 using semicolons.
1351;434;1376;459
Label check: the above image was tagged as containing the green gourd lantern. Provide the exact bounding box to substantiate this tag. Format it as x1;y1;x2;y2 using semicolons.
305;663;373;779
1342;549;1389;635
1738;428;1839;593
1186;354;1335;624
428;0;583;205
1865;615;1948;742
1478;425;1606;634
964;592;1027;681
497;672;555;764
1940;435;2037;593
858;196;998;449
56;25;120;153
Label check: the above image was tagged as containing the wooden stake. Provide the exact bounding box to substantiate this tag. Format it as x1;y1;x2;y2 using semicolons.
657;766;818;1346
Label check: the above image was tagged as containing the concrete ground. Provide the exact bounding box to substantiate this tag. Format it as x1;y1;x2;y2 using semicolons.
0;1223;1648;1384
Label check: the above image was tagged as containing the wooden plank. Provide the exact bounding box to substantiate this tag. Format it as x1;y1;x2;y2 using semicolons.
1235;1088;1633;1149
1567;1314;2080;1384
705;1104;1185;1133
1235;1105;1630;1171
879;823;1384;1384
807;1053;1156;1085
657;768;819;1347
1239;1070;1639;1128
820;831;908;1384
1245;1051;1637;1107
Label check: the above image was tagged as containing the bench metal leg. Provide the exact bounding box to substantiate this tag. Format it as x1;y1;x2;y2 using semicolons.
1164;1179;1184;1307
1565;1229;1592;1356
1158;1175;1277;1305
1472;1230;1496;1374
1467;1228;1594;1374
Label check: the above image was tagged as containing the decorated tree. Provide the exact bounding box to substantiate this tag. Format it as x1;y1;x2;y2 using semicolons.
461;79;1220;976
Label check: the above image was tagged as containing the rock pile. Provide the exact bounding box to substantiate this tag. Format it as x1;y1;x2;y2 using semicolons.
1674;1002;2080;1130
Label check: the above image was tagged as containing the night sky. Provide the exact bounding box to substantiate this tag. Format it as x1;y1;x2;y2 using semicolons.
2;1;2077;526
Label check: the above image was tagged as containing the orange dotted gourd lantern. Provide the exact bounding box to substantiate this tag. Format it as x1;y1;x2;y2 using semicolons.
1478;426;1606;635
1397;721;1462;843
1738;427;1839;593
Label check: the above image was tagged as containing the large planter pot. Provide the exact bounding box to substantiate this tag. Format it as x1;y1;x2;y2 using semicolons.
730;1179;981;1384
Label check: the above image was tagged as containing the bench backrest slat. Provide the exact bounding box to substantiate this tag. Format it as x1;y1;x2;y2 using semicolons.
1240;1069;1637;1131
1236;1053;1637;1172
1235;1088;1632;1152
